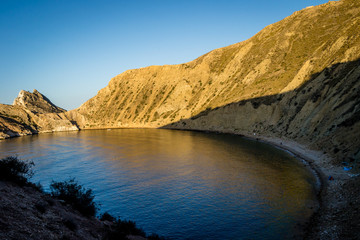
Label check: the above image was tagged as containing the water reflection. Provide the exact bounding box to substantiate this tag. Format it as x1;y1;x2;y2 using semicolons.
0;129;316;239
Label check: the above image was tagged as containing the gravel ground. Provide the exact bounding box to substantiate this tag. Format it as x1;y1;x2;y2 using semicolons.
306;175;360;240
0;181;106;240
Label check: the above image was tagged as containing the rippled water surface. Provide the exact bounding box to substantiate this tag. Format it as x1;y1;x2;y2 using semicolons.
0;129;317;239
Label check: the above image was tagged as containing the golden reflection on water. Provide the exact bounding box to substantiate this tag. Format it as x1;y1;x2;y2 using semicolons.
0;129;317;239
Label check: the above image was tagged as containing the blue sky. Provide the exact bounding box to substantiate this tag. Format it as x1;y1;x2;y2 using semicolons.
0;0;329;110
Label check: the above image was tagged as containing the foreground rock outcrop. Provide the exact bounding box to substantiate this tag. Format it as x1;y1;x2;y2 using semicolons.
0;180;153;240
0;181;105;240
0;90;78;139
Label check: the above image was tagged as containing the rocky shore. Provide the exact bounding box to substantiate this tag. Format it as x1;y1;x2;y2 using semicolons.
247;134;360;239
0;90;79;140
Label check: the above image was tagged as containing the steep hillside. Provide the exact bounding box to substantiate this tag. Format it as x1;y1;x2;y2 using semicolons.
0;90;78;139
72;0;360;162
167;58;360;164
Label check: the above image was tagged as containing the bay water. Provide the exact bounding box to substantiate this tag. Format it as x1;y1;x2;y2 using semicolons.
0;129;317;239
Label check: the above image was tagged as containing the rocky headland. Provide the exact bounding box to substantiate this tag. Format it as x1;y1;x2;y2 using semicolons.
0;89;78;139
1;0;359;239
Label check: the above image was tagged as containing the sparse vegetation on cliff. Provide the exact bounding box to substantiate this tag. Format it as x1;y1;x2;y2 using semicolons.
68;0;360;164
50;178;97;217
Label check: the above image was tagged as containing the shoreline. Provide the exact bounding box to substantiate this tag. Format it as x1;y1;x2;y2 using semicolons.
163;127;359;239
239;134;326;239
1;127;358;239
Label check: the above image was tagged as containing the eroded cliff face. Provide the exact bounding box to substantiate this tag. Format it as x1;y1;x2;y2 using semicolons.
167;59;360;163
13;89;65;114
71;0;360;162
0;90;78;139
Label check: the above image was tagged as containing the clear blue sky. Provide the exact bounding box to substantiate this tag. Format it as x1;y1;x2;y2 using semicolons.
0;0;329;110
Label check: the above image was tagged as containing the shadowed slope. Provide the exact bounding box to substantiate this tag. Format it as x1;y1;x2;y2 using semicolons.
163;59;360;163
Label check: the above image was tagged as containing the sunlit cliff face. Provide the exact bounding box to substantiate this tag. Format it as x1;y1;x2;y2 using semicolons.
70;0;360;162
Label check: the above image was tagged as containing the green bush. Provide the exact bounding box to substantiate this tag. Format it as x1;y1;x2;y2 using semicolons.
101;211;167;240
50;178;97;217
105;218;146;240
0;156;34;185
100;212;116;222
100;212;159;240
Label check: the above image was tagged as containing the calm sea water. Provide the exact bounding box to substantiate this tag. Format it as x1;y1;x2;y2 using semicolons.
0;129;317;239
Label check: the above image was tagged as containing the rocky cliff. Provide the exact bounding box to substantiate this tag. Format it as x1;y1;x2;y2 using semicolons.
71;0;360;163
0;90;78;139
13;89;65;114
1;0;359;162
